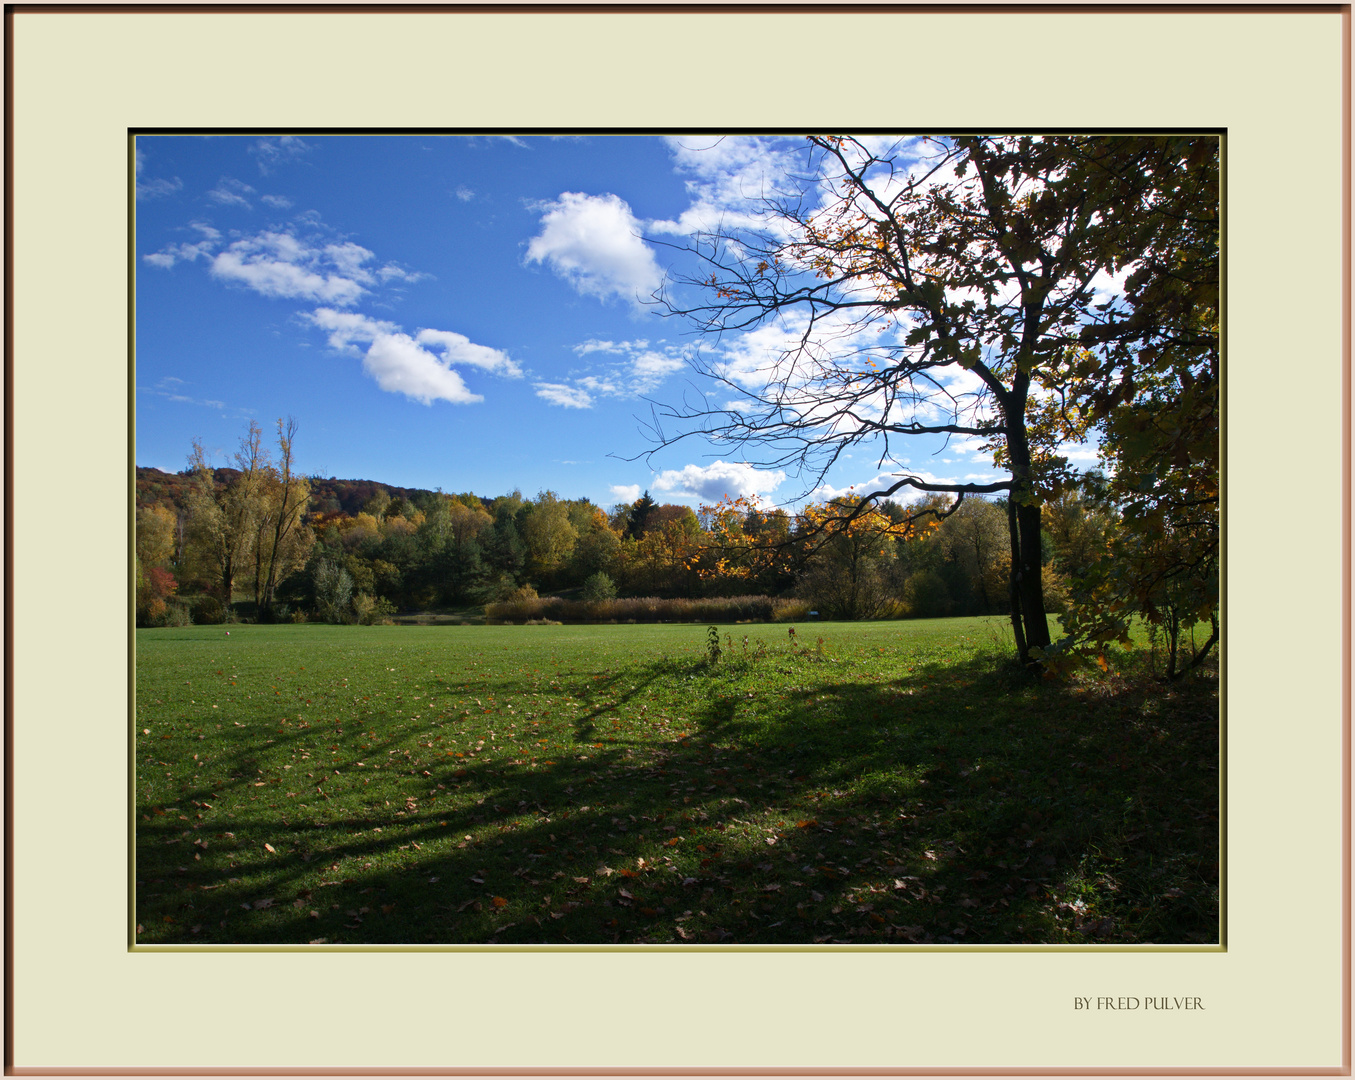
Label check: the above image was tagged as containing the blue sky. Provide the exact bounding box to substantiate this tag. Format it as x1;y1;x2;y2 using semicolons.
136;134;1074;511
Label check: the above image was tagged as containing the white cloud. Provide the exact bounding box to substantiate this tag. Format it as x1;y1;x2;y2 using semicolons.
134;146;183;200
323;241;378;282
454;186;475;202
137;175;183;200
261;194;293;209
362;333;482;406
574;374;620;395
209;231;378;306
610;484;642;503
207;177;256;209
535;382;594;409
249;136;311;175
650;136;795;237
573;338;648;356
307;309;517;405
526;192;663;307
417;328;522;378
1089;262;1136;306
305;308;399;353
213;247;366;306
630;350;685;390
653;461;786;501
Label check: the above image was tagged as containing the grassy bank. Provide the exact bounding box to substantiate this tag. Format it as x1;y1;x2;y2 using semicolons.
134;618;1219;945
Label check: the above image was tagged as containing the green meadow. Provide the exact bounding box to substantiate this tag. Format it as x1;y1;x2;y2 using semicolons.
134;619;1219;946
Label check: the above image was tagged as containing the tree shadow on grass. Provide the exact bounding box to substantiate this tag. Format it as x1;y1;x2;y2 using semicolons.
136;644;1218;946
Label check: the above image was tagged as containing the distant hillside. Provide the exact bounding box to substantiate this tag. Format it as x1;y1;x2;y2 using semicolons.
135;466;451;518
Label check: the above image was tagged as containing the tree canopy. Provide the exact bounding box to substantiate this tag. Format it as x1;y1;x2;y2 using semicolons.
652;135;1219;669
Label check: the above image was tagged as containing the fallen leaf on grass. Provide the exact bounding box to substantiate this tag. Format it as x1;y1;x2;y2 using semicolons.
491;896;508;908
264;843;276;853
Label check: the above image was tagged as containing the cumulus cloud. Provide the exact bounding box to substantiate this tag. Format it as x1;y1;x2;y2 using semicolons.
653;461;786;501
362;333;482;406
207;177;256;209
610;484;642;503
649;136;794;237
134;146;183;200
205;231;415;307
211;235;368;306
305;308;399;352
306;308;517;406
249;136;311;175
525;192;663;306
417;328;522;378
629;350;685;391
573;338;648;356
535;338;686;407
137;174;183;200
141;222;222;268
535;383;594;409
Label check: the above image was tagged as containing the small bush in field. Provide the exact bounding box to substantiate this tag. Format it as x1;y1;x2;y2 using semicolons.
186;594;225;625
582;572;617;602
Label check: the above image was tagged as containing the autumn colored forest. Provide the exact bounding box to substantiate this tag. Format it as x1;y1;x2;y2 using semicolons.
135;422;1202;670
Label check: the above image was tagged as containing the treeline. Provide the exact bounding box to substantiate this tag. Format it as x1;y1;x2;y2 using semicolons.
135;422;1120;631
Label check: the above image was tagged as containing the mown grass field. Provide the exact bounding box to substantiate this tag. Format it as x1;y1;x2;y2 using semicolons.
134;618;1219;946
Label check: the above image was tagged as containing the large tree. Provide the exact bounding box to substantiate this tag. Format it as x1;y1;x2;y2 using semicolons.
654;135;1218;665
185;422;268;608
1061;139;1220;676
251;417;313;618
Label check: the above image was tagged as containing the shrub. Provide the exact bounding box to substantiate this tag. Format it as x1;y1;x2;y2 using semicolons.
903;570;953;618
189;595;225;625
313;559;354;624
352;593;395;625
141;598;167;626
165;601;193;627
582;572;618;602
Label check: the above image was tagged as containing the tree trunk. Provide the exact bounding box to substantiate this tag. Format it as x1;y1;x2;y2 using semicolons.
1015;499;1051;654
1000;379;1051;666
1005;497;1028;661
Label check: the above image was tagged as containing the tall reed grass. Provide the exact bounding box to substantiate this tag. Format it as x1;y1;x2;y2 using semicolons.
484;594;810;625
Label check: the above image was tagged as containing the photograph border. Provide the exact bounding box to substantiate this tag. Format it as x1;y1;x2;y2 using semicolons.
6;4;1349;1074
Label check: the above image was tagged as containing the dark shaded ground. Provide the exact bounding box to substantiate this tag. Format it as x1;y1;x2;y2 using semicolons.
137;643;1218;945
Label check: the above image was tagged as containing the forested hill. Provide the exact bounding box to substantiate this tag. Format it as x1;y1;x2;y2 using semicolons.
134;465;455;518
